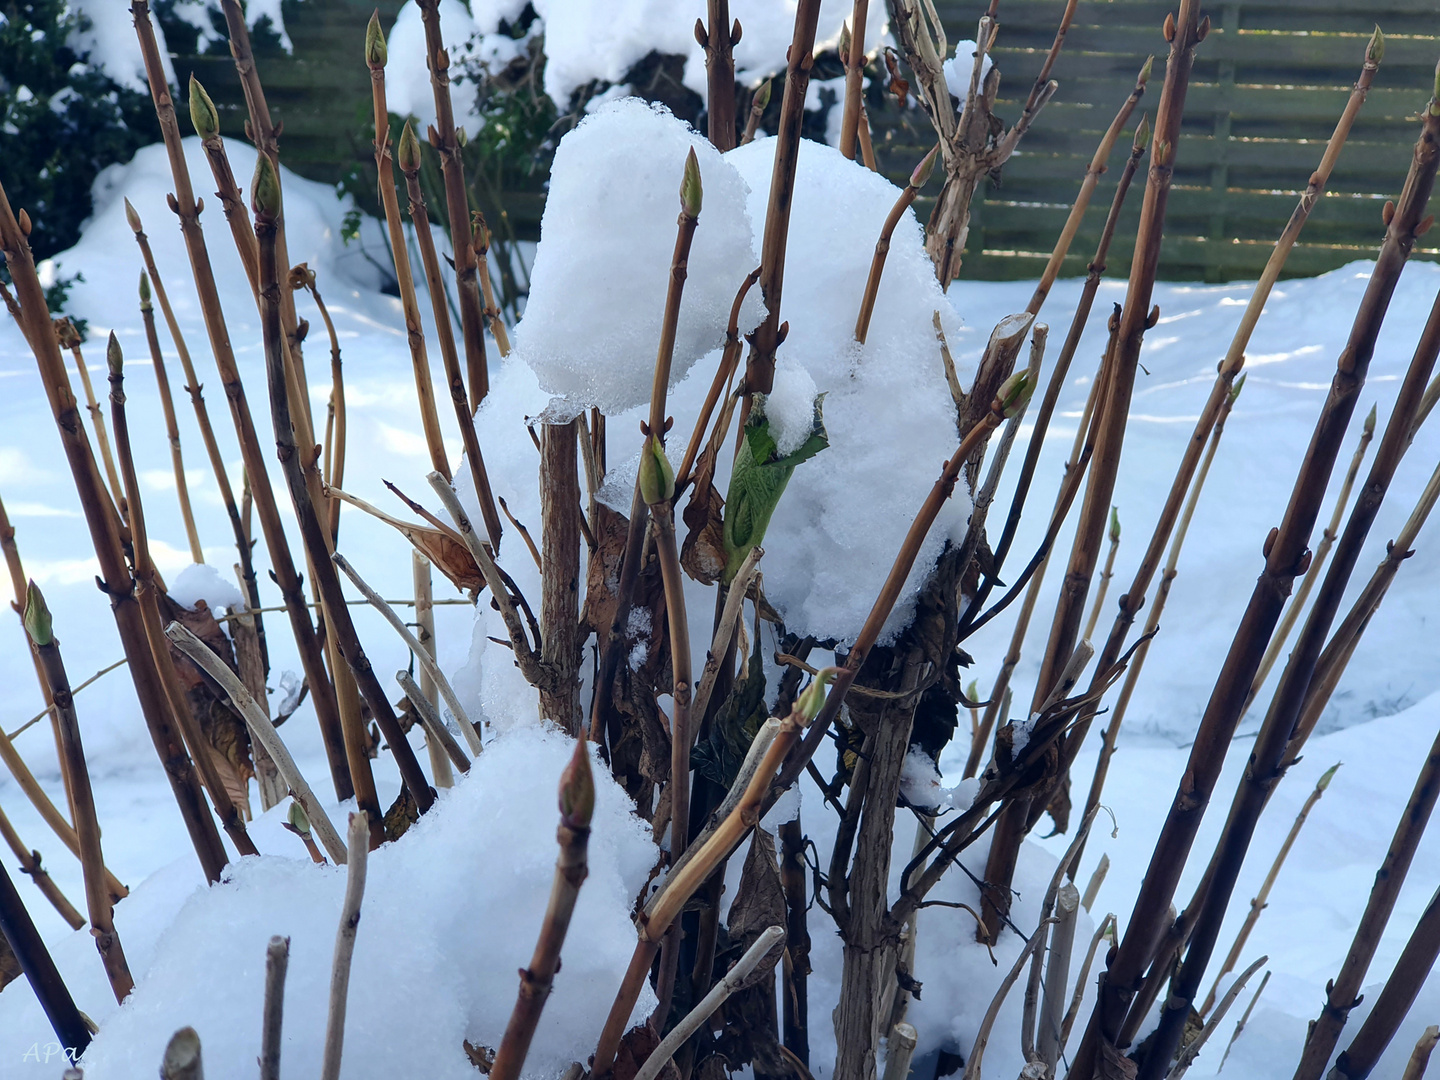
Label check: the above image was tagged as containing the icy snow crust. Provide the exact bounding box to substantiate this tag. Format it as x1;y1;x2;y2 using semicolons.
3;104;1440;1080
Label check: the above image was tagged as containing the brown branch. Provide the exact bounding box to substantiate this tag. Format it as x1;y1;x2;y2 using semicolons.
0;858;91;1057
490;739;594;1080
108;334;260;858
416;0;492;402
1;146;229;884
22;582;133;1002
320;813;371;1080
367;24;450;482
1106;56;1438;1080
855;146;937;344
138;273;204;563
744;0;822;397
539;418;582;734
254;163;435;819
0;804;84;930
261;935;289;1080
129;1;356;806
1333;885;1440;1079
838;0;870;160
124;198;269;675
698;0;739;151
395;120;504;551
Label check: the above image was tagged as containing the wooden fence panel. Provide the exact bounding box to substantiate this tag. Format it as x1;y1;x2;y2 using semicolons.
871;0;1440;280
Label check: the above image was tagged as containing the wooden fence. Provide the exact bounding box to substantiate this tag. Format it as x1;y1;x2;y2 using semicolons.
870;0;1440;280
170;0;1440;282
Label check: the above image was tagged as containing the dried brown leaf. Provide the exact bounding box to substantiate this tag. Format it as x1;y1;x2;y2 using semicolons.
680;445;727;586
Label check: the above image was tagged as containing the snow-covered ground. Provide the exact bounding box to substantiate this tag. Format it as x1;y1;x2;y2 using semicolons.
2;104;1440;1077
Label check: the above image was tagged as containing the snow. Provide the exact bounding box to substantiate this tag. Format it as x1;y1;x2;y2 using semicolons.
385;0;485;137
3;726;658;1079
724;135;973;646
515;99;763;415
69;0;175;94
762;360;821;458
3;98;1440;1080
943;40;995;107
167;563;244;613
431;1;890;110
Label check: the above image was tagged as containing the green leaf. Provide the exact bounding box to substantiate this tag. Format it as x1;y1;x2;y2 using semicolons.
720;394;828;581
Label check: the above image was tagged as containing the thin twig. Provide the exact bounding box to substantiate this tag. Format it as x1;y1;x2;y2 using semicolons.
261;935;289;1080
334;552;482;756
320;813;371;1080
398;670;471;774
636;925;785;1080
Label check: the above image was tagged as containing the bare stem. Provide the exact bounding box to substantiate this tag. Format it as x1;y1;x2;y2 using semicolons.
320;813;371;1080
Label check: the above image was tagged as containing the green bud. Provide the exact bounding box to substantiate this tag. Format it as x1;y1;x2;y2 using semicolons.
124;196;143;234
558;738;595;829
1431;59;1440;115
107;331;123;377
910;144;939;189
754;78;772;111
638;435;676;505
680;146;703;218
1109;505;1121;543
1317;762;1341;791
456;126;468;147
1138;55;1154;86
965;678;979;703
1134;114;1152;152
139;271;152;309
1153;138;1171;165
1228;372;1247;406
795;668;837;723
838;22;851;60
1367;26;1384;65
1364;402;1377;436
22;580;52;647
188;75;220;140
398;120;423;173
365;10;388;68
997;370;1033;418
287;800;312;837
251;154;281;218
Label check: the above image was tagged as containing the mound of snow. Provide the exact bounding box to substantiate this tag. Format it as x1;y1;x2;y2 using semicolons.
515;99;763;415
0;727;657;1079
167;563;244;613
725;136;972;645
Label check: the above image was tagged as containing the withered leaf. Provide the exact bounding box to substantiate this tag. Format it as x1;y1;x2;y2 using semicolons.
383;784;420;841
691;632;767;791
680;444;727;586
580;501;630;640
727;829;788;983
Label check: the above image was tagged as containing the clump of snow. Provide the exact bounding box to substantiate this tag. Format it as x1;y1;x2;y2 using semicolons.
452;2;886;110
3;727;657;1079
898;745;979;813
943;40;995;106
167;563;245;613
899;744;945;809
725;136;972;645
385;0;485;136
762;362;820;457
515;99;763;414
69;0;175;93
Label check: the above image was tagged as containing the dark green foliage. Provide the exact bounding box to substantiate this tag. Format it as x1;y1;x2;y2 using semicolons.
0;0;161;263
691;634;768;791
